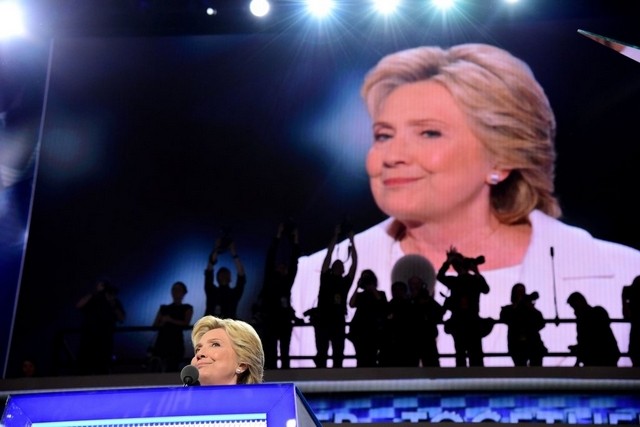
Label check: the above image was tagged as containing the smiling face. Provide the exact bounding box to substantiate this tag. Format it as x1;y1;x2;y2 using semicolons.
191;327;245;385
366;80;495;226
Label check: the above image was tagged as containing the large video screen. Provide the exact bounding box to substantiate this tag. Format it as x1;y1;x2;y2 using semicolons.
8;5;640;374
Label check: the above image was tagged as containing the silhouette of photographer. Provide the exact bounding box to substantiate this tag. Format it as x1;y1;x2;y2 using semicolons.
499;283;547;366
567;291;620;367
255;220;301;369
204;234;246;320
623;276;640;366
309;222;358;368
379;280;414;367
75;278;126;375
150;281;193;372
437;246;492;367
348;269;388;367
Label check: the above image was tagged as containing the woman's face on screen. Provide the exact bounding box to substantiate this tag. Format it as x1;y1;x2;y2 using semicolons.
366;80;494;224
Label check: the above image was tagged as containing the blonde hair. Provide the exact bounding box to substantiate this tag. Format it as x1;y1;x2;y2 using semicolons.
361;43;561;224
191;315;264;384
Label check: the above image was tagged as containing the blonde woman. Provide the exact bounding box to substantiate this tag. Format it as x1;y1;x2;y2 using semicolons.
291;43;640;366
191;315;264;385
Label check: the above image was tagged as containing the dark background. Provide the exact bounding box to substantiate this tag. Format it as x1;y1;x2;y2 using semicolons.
3;0;640;377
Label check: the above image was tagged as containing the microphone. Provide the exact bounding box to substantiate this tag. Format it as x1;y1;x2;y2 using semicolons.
391;254;436;296
180;365;199;387
549;246;559;326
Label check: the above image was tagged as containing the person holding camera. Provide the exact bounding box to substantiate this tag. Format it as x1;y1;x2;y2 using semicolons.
310;223;358;368
254;221;301;369
407;274;445;367
499;283;547;366
348;269;388;367
204;236;246;320
623;276;640;367
150;281;193;372
437;247;491;367
75;278;126;375
567;291;620;367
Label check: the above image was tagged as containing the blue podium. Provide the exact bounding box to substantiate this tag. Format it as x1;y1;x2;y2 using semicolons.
1;382;321;427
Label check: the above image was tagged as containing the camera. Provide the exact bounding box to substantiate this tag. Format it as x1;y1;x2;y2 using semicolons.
283;217;296;236
218;228;233;253
339;216;354;236
468;255;485;265
462;255;485;270
525;291;540;302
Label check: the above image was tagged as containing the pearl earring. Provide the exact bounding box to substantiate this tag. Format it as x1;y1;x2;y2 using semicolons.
236;368;243;374
489;172;500;185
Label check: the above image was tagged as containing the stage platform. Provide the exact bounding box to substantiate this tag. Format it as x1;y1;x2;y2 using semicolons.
2;368;640;424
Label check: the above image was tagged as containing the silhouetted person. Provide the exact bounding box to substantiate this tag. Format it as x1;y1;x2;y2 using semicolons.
348;269;388;367
204;237;246;319
256;221;301;369
437;247;491;367
20;358;37;378
76;278;126;375
408;275;445;367
623;276;640;367
150;281;193;372
499;283;547;366
567;291;620;367
379;281;415;367
310;224;358;368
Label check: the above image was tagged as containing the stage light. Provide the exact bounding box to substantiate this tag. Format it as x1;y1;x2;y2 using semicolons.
432;0;456;12
249;0;270;17
373;0;401;15
0;1;26;38
306;0;335;18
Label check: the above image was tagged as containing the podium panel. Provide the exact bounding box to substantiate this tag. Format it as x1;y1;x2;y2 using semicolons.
1;382;321;427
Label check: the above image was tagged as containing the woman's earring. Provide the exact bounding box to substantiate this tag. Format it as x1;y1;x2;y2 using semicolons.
236;368;243;374
488;172;500;185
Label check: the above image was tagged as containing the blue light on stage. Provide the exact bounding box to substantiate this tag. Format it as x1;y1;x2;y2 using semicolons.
304;391;640;424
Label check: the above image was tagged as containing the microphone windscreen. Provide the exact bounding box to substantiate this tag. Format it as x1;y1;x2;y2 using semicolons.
180;364;199;385
391;254;436;296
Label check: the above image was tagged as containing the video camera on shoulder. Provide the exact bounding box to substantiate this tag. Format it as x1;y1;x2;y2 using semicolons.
467;255;485;266
524;291;540;302
461;255;485;270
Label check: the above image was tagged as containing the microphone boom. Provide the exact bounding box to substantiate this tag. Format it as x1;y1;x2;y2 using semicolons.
180;365;199;386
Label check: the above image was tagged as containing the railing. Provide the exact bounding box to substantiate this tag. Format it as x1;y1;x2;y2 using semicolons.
51;318;632;375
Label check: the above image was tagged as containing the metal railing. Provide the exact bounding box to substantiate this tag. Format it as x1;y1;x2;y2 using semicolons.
50;318;632;375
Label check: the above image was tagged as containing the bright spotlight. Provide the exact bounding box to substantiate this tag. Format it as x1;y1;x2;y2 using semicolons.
306;0;335;18
432;0;456;11
373;0;401;15
249;0;270;17
0;1;26;38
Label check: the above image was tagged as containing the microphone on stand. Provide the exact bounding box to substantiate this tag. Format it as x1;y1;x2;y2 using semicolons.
180;365;200;387
391;254;436;297
550;246;560;326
